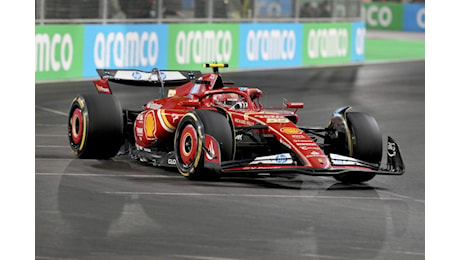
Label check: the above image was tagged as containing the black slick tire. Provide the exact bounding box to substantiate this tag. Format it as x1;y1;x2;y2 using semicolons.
333;112;382;184
174;109;234;180
68;94;124;159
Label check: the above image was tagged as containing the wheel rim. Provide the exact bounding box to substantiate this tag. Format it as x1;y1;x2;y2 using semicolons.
70;108;83;144
179;124;198;166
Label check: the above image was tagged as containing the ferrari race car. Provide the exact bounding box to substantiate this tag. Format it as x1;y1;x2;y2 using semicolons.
68;63;405;183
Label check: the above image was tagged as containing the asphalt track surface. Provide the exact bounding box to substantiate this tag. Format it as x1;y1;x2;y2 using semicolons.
36;61;425;259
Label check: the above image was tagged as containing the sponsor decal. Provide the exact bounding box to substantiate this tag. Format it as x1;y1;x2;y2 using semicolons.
254;114;283;119
93;78;112;94
204;135;220;163
250;153;293;165
145;102;162;110
160;71;167;80
280;127;302;134
132;71;142;80
168;89;176;97
267;118;290;123
297;143;317;150
234;118;255;126
167;158;177;165
206;139;216;160
291;134;307;139
144;111;156;139
275;154;288;164
294;139;315;143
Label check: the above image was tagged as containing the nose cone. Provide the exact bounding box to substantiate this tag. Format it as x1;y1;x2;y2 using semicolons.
303;148;330;169
270;124;330;169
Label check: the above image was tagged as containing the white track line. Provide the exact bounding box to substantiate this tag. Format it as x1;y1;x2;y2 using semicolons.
36;172;181;178
170;256;242;260
378;190;425;204
35;145;68;148
100;191;407;201
36;124;66;126
35;172;422;202
36;134;67;137
35;105;67;116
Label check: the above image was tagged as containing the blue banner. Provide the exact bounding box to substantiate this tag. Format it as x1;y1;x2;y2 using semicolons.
238;23;302;68
403;3;425;32
83;24;168;77
351;22;366;61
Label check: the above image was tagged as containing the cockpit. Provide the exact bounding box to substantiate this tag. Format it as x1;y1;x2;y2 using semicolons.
201;87;263;111
212;93;249;110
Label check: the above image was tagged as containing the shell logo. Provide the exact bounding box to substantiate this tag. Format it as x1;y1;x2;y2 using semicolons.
280;127;302;134
145;111;156;138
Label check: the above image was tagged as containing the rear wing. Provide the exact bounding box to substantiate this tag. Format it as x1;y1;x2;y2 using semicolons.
96;69;202;87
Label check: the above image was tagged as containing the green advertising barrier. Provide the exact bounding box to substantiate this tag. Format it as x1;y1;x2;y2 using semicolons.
35;25;84;81
366;39;425;61
363;3;404;30
303;23;352;65
168;24;239;70
34;22;423;82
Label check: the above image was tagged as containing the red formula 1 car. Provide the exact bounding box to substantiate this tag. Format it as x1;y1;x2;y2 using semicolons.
68;63;404;183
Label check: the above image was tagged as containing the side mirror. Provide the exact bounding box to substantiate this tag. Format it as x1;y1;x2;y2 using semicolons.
285;102;304;109
181;100;200;108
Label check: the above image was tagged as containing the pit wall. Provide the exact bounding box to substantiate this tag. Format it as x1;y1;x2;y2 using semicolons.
35;22;365;81
362;2;425;32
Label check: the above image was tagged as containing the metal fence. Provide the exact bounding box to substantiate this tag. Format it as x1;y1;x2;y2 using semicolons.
35;0;365;24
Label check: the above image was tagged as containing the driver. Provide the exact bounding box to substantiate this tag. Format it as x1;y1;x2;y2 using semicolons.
213;93;248;110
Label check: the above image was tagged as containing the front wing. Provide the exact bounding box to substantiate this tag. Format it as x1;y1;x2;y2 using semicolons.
220;136;405;178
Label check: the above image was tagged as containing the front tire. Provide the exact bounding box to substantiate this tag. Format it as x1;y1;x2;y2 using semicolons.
68;94;124;159
333;112;382;184
174;109;234;180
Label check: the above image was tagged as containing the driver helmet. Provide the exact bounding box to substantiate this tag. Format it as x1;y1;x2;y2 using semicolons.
213;93;239;107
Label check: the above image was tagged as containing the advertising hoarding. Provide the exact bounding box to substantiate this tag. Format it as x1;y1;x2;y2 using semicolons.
35;25;84;81
168;24;239;70
82;24;168;78
303;23;352;65
239;23;302;68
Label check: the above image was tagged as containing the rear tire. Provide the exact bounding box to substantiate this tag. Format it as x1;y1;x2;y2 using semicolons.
174;109;234;180
333;112;382;184
68;94;124;159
